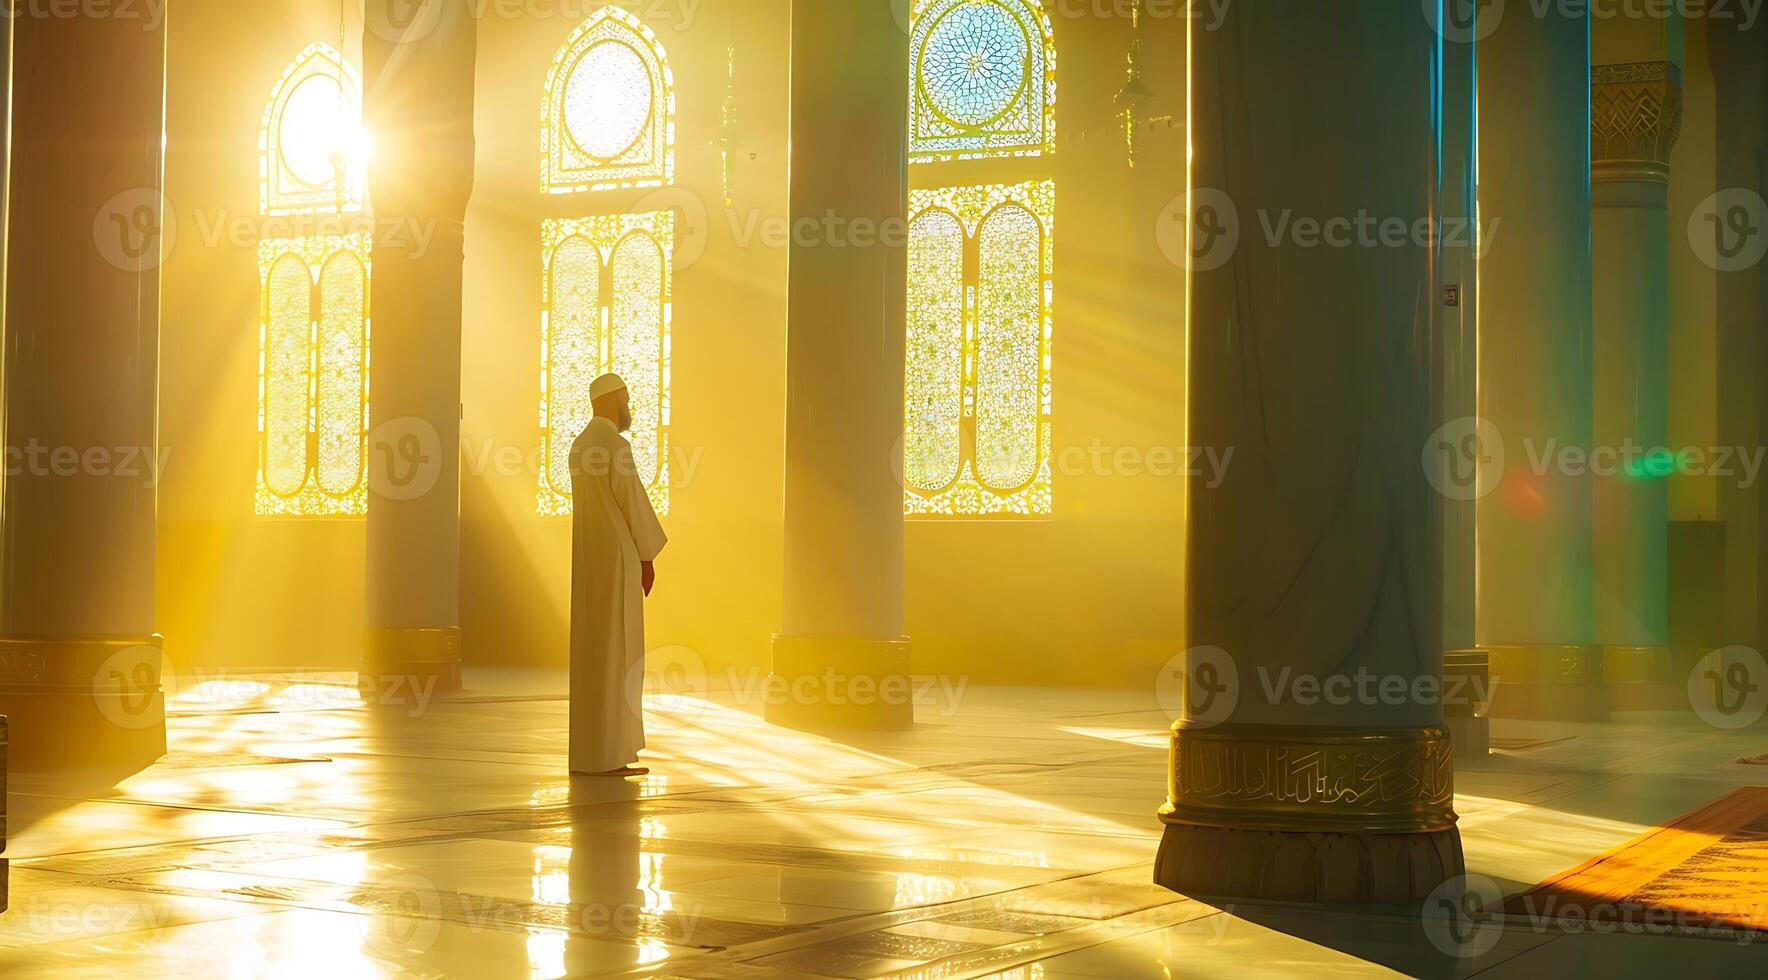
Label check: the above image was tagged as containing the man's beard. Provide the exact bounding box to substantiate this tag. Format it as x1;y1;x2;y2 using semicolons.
618;406;633;433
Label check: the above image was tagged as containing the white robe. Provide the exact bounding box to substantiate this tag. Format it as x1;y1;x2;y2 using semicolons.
569;416;667;774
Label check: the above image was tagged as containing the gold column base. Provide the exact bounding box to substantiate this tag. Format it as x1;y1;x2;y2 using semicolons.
1444;649;1491;759
1155;724;1462;903
766;635;914;732
361;627;462;700
0;635;167;774
1486;644;1610;721
1603;645;1679;712
1155;822;1465;904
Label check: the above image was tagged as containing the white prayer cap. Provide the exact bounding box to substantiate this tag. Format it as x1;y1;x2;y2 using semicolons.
590;373;627;400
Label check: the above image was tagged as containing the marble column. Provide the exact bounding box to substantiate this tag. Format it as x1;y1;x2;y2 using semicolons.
1711;19;1768;657
1440;17;1490;756
360;2;476;695
1477;7;1602;719
769;0;912;732
0;9;169;772
1591;60;1682;705
1157;2;1462;902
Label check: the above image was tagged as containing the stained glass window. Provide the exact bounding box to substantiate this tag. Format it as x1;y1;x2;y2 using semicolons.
255;234;373;517
538;212;675;517
543;6;676;193
909;0;1056;163
261;43;368;215
904;181;1054;517
256;44;373;518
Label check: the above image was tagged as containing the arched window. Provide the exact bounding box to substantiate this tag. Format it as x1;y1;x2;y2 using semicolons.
539;10;678;516
542;6;676;193
906;0;1056;518
256;44;372;517
537;215;674;518
905;182;1054;516
261;42;368;215
909;0;1056;163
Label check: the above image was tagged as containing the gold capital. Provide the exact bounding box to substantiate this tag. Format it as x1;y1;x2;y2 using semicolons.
1591;62;1684;183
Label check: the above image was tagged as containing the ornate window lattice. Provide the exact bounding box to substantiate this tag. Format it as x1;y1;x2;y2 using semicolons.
256;234;372;517
538;212;675;517
904;181;1054;517
543;6;676;193
909;0;1056;163
256;44;372;517
261;42;368;215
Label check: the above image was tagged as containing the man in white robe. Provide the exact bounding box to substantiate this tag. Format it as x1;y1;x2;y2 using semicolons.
569;373;668;776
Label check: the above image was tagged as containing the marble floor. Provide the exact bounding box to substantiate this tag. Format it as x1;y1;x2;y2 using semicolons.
1;671;1766;978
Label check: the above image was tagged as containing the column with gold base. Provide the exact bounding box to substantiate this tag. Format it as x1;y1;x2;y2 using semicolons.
1163;3;1461;903
1591;56;1682;713
1486;644;1609;721
360;5;476;696
1478;5;1599;721
1157;727;1463;903
0;12;169;773
769;0;911;733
